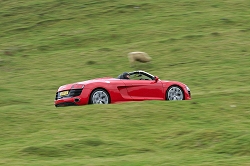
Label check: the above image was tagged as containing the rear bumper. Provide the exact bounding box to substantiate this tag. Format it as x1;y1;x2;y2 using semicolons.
55;102;78;107
54;89;91;107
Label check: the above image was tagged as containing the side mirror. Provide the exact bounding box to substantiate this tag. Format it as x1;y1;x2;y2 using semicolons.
154;76;159;82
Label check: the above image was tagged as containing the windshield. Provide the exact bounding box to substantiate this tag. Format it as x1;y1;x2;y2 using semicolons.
128;71;155;80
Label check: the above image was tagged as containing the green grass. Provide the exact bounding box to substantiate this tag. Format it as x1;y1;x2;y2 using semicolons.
1;0;250;165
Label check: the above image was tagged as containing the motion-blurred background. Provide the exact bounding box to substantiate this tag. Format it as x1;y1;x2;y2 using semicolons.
0;1;250;165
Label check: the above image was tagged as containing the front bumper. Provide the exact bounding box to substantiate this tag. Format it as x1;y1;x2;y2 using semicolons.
184;85;191;100
188;90;191;99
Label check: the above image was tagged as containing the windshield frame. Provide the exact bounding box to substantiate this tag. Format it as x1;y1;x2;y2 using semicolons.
128;70;156;80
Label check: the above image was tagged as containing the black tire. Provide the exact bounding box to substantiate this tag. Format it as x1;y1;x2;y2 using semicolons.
166;86;184;100
89;89;110;104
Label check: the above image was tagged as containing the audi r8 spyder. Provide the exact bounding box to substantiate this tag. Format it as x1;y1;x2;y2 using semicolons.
54;70;191;107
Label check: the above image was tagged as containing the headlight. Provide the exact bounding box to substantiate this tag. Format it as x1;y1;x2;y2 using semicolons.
185;85;190;91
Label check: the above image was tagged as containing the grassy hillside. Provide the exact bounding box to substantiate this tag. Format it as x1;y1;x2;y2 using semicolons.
1;0;250;165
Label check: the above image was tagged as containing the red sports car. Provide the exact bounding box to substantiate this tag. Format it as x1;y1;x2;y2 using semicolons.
54;70;191;107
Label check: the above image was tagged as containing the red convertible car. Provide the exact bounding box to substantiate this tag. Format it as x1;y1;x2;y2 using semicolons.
54;70;191;107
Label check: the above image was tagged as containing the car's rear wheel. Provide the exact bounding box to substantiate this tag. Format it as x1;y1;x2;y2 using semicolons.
166;86;184;100
90;89;110;104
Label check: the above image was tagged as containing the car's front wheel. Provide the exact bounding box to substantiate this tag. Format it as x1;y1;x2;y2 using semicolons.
166;86;184;100
90;89;110;104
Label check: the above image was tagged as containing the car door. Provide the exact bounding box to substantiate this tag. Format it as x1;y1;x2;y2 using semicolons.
122;79;164;100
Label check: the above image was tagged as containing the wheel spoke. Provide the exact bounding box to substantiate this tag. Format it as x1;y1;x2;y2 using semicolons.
92;90;109;104
167;86;183;100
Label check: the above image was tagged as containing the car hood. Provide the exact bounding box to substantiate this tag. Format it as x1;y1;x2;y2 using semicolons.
160;80;184;85
160;80;188;89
